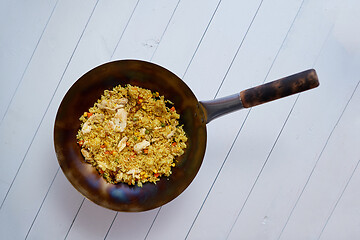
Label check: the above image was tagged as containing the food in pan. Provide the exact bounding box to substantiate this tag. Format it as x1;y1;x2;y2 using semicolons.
76;84;187;187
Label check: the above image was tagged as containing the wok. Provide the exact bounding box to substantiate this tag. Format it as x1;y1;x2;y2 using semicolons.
54;60;319;212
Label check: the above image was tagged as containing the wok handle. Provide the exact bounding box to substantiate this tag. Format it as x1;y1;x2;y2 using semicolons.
240;69;319;108
200;69;319;123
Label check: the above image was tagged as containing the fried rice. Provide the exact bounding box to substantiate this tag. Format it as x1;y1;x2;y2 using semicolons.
76;84;187;187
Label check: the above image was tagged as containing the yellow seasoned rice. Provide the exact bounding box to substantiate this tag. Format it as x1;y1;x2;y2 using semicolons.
76;84;187;187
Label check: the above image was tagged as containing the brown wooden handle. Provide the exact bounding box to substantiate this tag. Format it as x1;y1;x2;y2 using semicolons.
239;69;319;108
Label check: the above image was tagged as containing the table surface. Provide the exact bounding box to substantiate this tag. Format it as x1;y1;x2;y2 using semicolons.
1;0;360;239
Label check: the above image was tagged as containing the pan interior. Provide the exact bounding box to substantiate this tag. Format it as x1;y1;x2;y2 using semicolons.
54;60;207;211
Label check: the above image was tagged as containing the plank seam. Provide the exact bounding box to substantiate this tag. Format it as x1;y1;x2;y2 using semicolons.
286;78;360;240
0;0;100;233
184;0;265;238
144;208;161;240
182;0;223;79
150;0;182;61
318;157;360;239
60;0;138;237
64;198;85;240
0;0;60;126
214;0;264;99
143;0;224;238
276;26;337;240
25;167;60;239
103;1;179;238
103;212;118;240
185;108;252;240
185;0;304;238
110;0;141;60
24;0;141;236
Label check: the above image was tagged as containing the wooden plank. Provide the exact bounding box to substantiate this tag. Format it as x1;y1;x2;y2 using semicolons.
104;210;159;240
185;0;304;238
0;1;147;238
0;0;98;204
151;0;221;77
26;172;85;240
0;0;57;121
278;78;360;239
65;200;115;240
276;2;360;236
0;0;100;237
225;0;360;239
319;160;360;239
182;0;264;101
5;1;139;239
110;0;180;61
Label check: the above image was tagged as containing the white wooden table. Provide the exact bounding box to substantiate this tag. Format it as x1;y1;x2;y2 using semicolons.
1;0;360;239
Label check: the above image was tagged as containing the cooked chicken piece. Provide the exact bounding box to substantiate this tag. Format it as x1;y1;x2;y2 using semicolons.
81;149;92;161
113;108;128;132
151;138;159;143
117;136;128;152
97;161;107;171
133;140;150;154
81;121;92;134
128;87;139;99
81;113;104;134
153;106;166;116
107;120;116;131
97;99;108;109
92;113;104;121
139;128;146;135
126;168;141;178
166;129;176;139
115;98;128;105
115;172;124;182
98;98;128;111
